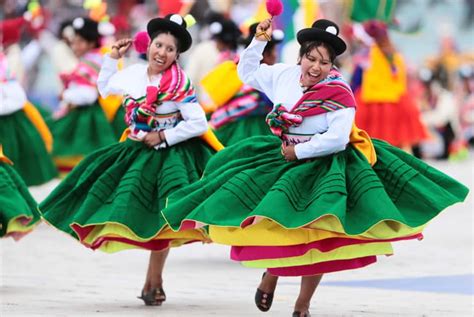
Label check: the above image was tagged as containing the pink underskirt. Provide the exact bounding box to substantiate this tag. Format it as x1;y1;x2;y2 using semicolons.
267;256;377;276
231;234;422;261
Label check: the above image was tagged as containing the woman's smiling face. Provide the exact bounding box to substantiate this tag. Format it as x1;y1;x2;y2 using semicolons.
299;45;332;88
147;32;179;75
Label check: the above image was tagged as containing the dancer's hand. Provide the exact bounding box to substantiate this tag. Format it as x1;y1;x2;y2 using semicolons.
143;131;162;147
281;144;297;161
110;38;133;59
255;18;273;42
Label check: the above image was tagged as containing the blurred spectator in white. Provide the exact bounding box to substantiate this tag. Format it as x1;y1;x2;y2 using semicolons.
38;19;78;82
414;68;463;159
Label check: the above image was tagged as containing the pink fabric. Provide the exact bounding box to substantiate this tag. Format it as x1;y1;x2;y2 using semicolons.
60;50;103;88
231;234;423;261
267;256;377;276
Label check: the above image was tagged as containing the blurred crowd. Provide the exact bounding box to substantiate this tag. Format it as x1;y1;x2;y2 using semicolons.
1;0;474;161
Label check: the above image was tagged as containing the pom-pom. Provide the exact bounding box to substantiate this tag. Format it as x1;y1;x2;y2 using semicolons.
184;14;196;28
266;0;283;17
170;14;183;25
133;31;150;54
98;21;115;36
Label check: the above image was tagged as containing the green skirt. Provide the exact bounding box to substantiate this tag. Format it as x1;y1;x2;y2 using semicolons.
163;136;469;276
111;107;127;140
40;137;214;253
51;103;116;171
214;116;274;146
0;110;58;186
34;103;54;129
0;162;39;239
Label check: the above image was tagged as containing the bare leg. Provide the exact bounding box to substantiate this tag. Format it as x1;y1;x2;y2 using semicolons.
142;249;170;302
258;271;279;293
293;274;323;316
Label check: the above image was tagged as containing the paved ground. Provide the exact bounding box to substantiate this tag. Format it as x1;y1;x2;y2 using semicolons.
1;157;473;316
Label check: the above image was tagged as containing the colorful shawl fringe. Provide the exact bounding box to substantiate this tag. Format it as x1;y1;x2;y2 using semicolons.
266;69;356;137
123;62;197;133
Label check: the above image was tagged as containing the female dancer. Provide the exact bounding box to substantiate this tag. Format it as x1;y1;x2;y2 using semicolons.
162;19;468;316
209;22;284;145
51;17;116;173
0;52;57;186
41;14;218;306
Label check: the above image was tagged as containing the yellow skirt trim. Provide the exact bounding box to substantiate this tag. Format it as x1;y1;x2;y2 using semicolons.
22;102;53;152
53;156;83;169
209;216;425;246
74;221;209;253
6;215;36;234
241;242;393;268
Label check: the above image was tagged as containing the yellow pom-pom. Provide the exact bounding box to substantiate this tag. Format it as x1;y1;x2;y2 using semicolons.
184;14;196;28
27;1;40;12
83;0;102;10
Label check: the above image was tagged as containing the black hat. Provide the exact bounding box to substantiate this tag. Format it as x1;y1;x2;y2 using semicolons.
72;17;100;45
147;14;192;53
203;10;225;26
241;22;284;48
209;18;242;45
297;19;346;55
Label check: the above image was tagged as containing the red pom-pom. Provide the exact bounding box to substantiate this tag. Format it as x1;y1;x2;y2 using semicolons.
266;0;283;17
133;31;150;54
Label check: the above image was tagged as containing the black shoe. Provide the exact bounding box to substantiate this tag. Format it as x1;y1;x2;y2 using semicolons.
255;273;274;312
138;287;166;306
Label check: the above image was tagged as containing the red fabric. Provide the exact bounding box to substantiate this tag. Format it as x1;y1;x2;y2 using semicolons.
71;224;199;251
156;0;184;17
355;90;429;147
230;234;422;261
1;18;25;46
267;256;377;276
111;15;130;32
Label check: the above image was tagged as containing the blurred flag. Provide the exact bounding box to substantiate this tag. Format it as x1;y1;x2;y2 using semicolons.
350;0;396;23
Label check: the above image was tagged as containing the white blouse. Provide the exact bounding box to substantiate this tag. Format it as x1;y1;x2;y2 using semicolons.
97;55;208;148
237;38;355;160
0;80;26;115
